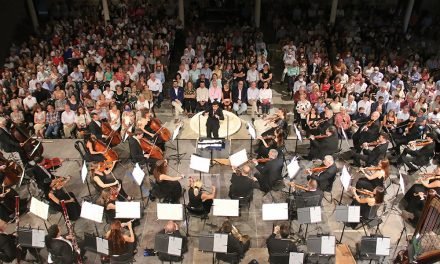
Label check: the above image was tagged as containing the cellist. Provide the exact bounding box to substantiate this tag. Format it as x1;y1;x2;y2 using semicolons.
88;113;106;140
0;117;28;164
128;129;158;172
137;109;165;151
84;133;107;163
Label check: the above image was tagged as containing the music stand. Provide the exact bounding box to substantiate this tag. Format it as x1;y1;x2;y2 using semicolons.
307;235;336;263
338;165;352;205
213;199;239;217
247;122;256;156
168;123;185;165
115;201;141;219
190;154;210;180
17;227;45;263
297;206;322;240
359;236;391;263
154;233;183;257
84;233;109;256
131;163;146;208
198;233;228;264
80;201;104;236
29;197;50;230
229;149;248;168
335;205;360;243
262;203;289;221
80;161;94;202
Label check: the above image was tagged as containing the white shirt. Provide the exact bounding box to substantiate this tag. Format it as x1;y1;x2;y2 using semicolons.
147;79;163;93
177;70;189;83
397;111;410;122
61;110;76;124
343;100;357;115
259;89;272;102
103;90;114;100
28;79;39;93
357;100;372;116
428;112;440;123
246;69;259;83
23;96;37;110
90;89;102;101
109;80;121;91
354;83;367;94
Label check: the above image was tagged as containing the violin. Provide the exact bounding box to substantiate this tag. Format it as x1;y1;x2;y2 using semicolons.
290;182;309;191
0;152;23;187
407;139;432;150
361;120;375;131
139;138;164;160
10;124;44;161
357;166;382;173
351;187;374;197
415;173;440;183
253;158;271;163
305;166;327;174
149;118;171;142
101;122;122;147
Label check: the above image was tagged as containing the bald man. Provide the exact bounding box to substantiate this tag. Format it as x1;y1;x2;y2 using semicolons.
156;221;188;262
352;111;381;152
229;165;258;199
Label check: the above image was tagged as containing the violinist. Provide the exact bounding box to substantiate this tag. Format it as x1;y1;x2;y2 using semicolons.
289;179;323;207
255;127;284;158
0;186;27;224
352;111;381;152
355;159;389;192
97;189;139;225
0;117;28;164
152;160;183;203
349;186;384;229
261;108;287;138
128;129;158;170
252;149;284;193
266;222;298;263
91;162;131;201
305;125;338;161
84;133;106;163
391;113;420;155
88;113;104;140
395;133;436;175
46;177;81;221
187;177;216;215
317;108;334;135
306;155;337;192
229;165;258;199
402;166;440;225
351;132;389;167
28;157;55;194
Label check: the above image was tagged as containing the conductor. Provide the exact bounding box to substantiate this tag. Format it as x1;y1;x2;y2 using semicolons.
204;101;224;138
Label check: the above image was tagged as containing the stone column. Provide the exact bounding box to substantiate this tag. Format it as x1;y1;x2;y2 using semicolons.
329;0;338;25
179;0;185;28
255;0;261;28
403;0;415;33
102;0;110;26
27;0;39;32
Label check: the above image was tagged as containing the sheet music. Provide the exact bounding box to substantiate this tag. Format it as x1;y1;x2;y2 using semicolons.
229;149;248;167
262;203;289;220
340;125;350;147
247;122;256;139
132;163;145;186
287;159;300;179
168;236;183;256
31;229;46;248
321;236;336;255
29;197;49;220
309;206;322;223
289;252;304;264
157;203;183;220
347;206;360;223
213;233;228;253
399;172;405;195
294;124;302;142
340;165;351;191
213;199;239;216
172;123;182;141
115;201;141;219
81;161;88;184
375;237;391;256
80;201;104;223
190;154;210;173
96;237;109;255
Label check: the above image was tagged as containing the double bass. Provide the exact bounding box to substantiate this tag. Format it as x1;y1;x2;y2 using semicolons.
149;118;171;142
101;122;122;146
10;124;44;161
139;138;164;160
92;139;119;171
0;152;23;187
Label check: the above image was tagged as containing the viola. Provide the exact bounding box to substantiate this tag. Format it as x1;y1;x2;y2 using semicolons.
149;118;171;142
101;122;122;146
139;138;164;160
305;166;327;174
10;124;44;161
0;152;23;187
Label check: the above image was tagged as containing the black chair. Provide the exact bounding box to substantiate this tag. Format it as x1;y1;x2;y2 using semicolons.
215;252;240;264
356;204;383;236
231;191;253;212
74;140;89;162
158;252;183;263
110;252;135;264
185;205;208;233
268;252;290;264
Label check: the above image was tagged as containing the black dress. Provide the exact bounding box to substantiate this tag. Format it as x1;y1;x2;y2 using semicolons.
156;179;182;203
84;141;106;162
188;187;213;214
95;173;129;200
47;188;81;221
403;182;440;226
144;121;165;150
355;175;384;191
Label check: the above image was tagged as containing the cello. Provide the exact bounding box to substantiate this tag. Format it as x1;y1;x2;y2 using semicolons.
101;122;122;146
139;138;164;160
0;152;23;187
10;124;44;161
149;118;171;142
92;139;119;172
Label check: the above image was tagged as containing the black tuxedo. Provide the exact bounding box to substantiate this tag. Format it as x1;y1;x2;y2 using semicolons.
156;230;188;262
255;157;284;192
204;107;224;138
352;119;380;152
266;233;298;264
128;137;145;164
309;133;339;160
232;87;248;104
398;142;435;170
46;238;74;263
228;173;256;198
352;142;388;167
309;163;337;191
88;120;102;140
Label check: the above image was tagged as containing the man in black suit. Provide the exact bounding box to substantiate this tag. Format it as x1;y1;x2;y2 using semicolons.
217;220;250;261
318;109;334;134
0;117;28;163
266;222;298;264
156;221;188;262
204;101;224;138
128;129;158;171
253;149;284;192
307;125;339;160
290;179;324;208
352;111;381;152
396;133;436;174
307;155;337;191
232;80;248;115
88;113;104;140
391;113;421;155
229;165;258;199
29;156;55;194
351;132;389;167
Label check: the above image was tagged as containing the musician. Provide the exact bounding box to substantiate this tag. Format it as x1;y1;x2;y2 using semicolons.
217;220;250;261
188;177;216;215
262;108;288;138
28;157;55;194
0;186;27;224
84;133;106;162
391;113;421;155
91;162;131;201
88;113;104;140
229;165;258;199
255;127;284;158
402;166;440;225
47;177;81;221
355;159;389;192
45;224;85;263
306;107;322;136
305;125;338;160
349;186;384;228
0;222;39;263
152;160;183;203
253;149;284;193
351;132;389;167
105;220;136;257
0;117;28;163
156;221;188;262
352;111;381;152
266;222;298;263
306;155;337;191
138;109;165;151
318;108;334;134
395;133;436;175
203;101;224;138
290;179;323;207
128;129;158;170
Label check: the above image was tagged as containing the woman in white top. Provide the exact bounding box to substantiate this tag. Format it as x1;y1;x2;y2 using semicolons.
103;85;114;101
33;104;46;138
109;103;121;131
209;73;222;89
95;66;104;83
121;104;136;138
75;106;91;138
259;81;272;116
330;95;342;114
135;94;152;121
295;93;312;130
